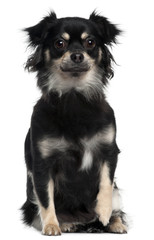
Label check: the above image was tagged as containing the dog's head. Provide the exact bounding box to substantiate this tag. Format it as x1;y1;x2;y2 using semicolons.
25;11;120;99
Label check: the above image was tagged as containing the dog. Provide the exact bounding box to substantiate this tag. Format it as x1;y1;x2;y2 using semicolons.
21;11;127;235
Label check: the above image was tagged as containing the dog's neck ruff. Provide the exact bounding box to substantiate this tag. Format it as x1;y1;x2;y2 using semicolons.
41;68;105;101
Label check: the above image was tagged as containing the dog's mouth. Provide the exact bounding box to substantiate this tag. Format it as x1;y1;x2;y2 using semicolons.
60;60;91;75
60;66;90;73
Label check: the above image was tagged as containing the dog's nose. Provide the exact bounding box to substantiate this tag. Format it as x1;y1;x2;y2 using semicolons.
71;53;84;63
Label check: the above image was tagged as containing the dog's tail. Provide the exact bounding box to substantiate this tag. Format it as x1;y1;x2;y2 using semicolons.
21;199;38;226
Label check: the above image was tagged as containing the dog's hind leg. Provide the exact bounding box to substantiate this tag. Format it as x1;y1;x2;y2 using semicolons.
60;223;77;233
108;183;128;233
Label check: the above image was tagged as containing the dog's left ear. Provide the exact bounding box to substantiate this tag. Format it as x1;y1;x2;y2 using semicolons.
89;12;121;44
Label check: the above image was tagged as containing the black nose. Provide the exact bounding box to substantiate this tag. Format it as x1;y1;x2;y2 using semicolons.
71;53;84;63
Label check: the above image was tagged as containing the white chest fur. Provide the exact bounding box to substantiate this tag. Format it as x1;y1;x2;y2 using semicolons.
80;124;115;171
38;124;115;171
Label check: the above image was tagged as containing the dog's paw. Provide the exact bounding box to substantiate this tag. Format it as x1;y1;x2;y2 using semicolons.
60;223;77;233
108;216;127;234
42;224;61;236
109;221;127;234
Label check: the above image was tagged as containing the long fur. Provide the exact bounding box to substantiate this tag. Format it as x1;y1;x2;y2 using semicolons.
21;11;127;235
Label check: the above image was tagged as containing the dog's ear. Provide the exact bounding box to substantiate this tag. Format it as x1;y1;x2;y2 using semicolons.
24;11;57;46
89;11;121;44
24;12;57;72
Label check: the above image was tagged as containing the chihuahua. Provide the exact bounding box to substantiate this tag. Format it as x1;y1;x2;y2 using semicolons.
21;11;127;235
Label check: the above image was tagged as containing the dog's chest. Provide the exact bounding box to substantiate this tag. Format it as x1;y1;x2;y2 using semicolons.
38;124;115;171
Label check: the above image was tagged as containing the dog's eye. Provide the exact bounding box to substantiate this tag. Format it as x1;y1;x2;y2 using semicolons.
54;39;66;50
84;38;96;49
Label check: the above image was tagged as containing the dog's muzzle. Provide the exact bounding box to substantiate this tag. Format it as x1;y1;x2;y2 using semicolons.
60;52;90;73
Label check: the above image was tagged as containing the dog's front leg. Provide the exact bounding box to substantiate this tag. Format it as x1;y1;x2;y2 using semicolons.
95;162;113;226
95;144;119;226
34;170;61;235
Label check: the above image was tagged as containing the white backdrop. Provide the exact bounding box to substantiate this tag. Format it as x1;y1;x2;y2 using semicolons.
0;0;154;239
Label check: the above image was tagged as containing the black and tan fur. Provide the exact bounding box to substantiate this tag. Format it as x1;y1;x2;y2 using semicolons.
21;11;127;235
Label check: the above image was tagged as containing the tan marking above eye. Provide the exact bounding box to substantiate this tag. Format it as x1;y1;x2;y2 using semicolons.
81;32;89;40
61;32;70;41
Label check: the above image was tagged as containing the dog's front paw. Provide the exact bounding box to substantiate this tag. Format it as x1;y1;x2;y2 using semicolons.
42;224;61;236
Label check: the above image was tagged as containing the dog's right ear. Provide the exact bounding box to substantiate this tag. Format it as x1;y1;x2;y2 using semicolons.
24;11;57;47
24;12;57;72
